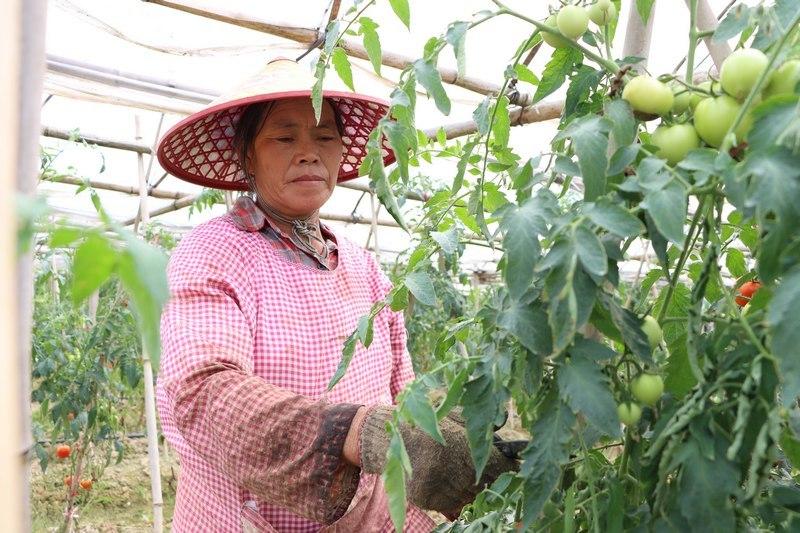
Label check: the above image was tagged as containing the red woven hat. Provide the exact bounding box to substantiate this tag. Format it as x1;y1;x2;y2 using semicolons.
157;58;394;190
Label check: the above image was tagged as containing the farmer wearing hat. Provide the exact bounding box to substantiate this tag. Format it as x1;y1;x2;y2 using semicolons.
155;59;515;531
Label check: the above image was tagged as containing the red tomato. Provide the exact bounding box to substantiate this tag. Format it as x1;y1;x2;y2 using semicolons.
55;444;71;459
79;479;93;490
736;280;761;307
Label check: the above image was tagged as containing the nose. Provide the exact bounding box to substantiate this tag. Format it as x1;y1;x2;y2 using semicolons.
294;137;321;165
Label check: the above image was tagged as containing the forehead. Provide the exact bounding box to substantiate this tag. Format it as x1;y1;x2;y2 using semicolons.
263;98;338;127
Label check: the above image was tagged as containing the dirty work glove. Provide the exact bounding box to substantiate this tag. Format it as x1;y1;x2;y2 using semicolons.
359;406;518;517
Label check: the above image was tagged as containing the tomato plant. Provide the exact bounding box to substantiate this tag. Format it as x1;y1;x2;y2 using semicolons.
313;0;800;530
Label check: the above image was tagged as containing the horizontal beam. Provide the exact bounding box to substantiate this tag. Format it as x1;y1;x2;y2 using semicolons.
141;0;532;104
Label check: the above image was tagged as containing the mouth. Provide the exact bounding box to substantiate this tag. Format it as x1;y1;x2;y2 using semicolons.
291;174;326;183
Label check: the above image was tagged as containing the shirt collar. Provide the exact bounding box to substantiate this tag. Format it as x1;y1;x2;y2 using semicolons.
228;195;337;242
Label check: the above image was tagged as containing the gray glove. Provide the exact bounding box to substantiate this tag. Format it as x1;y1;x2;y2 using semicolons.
359;406;518;517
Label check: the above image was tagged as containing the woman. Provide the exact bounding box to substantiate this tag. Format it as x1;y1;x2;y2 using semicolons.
155;58;515;532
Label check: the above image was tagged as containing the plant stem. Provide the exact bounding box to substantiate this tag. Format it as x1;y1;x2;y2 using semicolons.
604;23;612;60
491;0;621;74
656;196;708;323
686;0;699;84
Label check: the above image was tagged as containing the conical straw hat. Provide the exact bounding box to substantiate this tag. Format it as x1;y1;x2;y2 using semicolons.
157;58;394;190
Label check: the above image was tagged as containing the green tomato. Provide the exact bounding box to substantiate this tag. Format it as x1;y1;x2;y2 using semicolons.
651;124;699;166
631;374;664;406
589;2;616;26
671;82;692;114
557;5;589;40
542;15;569;48
641;315;664;349
720;48;768;100
596;0;612;9
763;59;800;98
617;402;642;426
689;80;721;110
693;95;743;148
622;76;674;117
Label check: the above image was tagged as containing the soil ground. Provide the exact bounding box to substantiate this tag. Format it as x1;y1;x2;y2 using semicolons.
31;438;177;532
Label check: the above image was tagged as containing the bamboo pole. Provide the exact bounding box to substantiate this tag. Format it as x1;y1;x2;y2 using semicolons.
42;174;187;200
141;0;524;102
47;58;214;104
622;1;656;70
121;192;403;228
15;0;47;531
43;125;152;154
44;76;200;116
686;0;732;71
47;54;217;100
1;0;25;528
133;114;165;533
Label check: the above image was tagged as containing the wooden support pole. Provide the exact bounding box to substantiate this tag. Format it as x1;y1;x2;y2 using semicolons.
132;113;165;533
622;2;656;70
42;125;152;154
0;0;25;528
685;0;732;71
8;0;48;530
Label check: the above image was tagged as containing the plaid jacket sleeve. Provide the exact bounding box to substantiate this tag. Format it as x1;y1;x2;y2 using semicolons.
159;225;361;524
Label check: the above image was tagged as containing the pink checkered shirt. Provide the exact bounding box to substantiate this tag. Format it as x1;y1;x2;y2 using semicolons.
157;197;435;532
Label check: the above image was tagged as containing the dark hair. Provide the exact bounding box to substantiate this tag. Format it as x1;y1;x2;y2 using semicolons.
232;99;344;192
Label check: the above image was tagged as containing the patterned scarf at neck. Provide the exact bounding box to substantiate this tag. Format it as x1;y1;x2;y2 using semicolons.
255;197;329;262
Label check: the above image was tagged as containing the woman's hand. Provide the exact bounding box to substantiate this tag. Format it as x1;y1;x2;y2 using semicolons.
356;406;519;518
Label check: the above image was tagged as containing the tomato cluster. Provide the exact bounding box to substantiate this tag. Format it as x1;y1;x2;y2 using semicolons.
622;49;798;160
542;1;617;48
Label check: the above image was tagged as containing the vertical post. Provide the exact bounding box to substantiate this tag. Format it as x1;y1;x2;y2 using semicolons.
622;1;656;71
4;0;47;530
0;0;24;529
135;114;165;533
369;190;380;261
87;291;99;322
224;191;234;210
685;0;732;71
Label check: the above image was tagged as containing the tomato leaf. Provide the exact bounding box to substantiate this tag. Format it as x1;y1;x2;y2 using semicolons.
383;425;410;532
71;233;117;305
520;391;575;529
400;382;444;444
445;21;469;78
331;47;354;91
404;271;436;306
463;371;508;480
641;181;688;245
533;47;583;104
501;192;554;295
713;4;753;42
491;95;510;150
414;59;451;115
768;266;800;406
675;438;739;531
555;114;610;201
388;0;410;29
558;353;621;437
585;199;644;238
575;224;608;277
497;299;552;356
359;17;382;75
602;294;652;363
604;98;636;148
635;0;655;24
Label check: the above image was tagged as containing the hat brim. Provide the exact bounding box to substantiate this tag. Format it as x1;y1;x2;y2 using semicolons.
156;90;395;191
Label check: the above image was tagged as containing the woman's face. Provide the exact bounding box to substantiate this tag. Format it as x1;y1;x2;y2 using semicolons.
247;98;343;217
